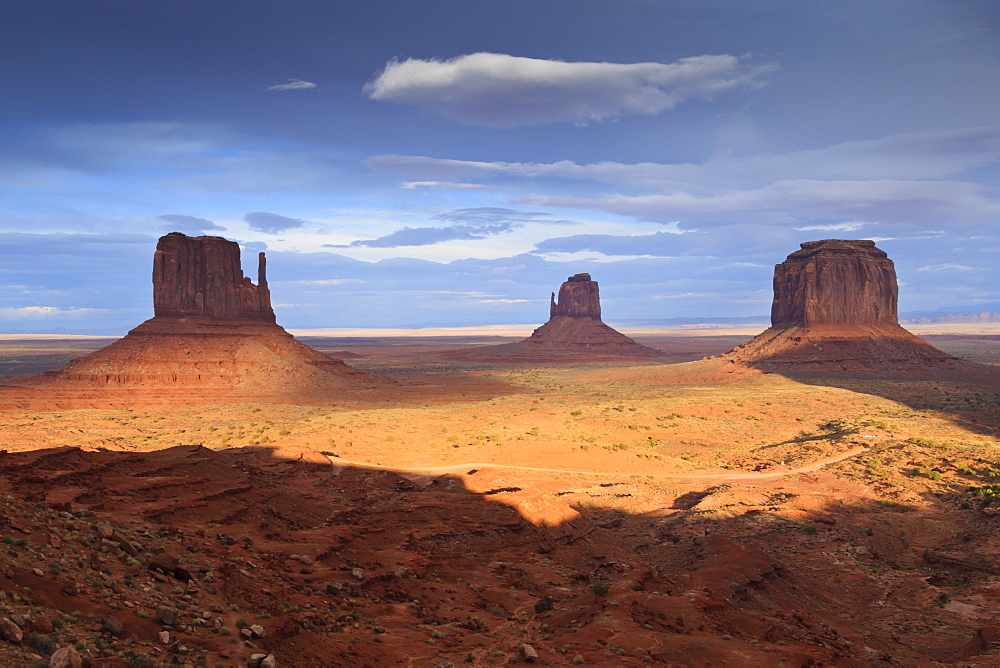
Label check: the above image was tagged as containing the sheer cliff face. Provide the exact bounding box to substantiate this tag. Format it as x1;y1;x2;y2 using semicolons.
771;240;898;329
152;232;275;322
725;239;955;370
550;273;602;320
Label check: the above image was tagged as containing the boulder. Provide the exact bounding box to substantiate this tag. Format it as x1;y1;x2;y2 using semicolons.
520;644;539;662
99;614;124;636
0;616;22;643
155;606;178;626
48;646;83;668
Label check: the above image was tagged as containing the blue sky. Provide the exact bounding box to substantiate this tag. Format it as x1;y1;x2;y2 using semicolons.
1;0;998;333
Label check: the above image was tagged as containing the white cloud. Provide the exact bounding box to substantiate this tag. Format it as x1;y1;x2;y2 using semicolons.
795;222;867;232
401;181;486;190
292;278;364;285
266;79;317;91
365;52;772;127
0;306;105;319
916;263;978;272
534;251;662;263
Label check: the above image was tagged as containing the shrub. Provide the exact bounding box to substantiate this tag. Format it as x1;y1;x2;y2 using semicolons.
26;632;55;655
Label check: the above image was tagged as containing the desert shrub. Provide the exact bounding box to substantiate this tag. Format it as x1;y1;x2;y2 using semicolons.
590;580;610;596
26;632;55;655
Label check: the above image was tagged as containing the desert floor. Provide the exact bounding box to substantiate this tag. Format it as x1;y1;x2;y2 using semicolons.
0;332;997;667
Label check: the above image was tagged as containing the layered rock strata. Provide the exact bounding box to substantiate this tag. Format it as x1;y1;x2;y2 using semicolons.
1;233;372;407
726;239;955;371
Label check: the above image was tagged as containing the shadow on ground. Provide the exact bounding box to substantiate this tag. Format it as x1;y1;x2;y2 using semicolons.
0;443;997;666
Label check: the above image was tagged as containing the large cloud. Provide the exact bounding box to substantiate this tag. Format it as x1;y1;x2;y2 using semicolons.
364;52;771;127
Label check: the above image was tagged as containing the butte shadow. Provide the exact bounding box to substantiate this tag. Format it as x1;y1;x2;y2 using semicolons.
439;273;664;365
0;233;379;409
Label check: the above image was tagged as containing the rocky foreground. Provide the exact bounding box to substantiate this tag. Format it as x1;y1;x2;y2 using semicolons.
0;439;998;667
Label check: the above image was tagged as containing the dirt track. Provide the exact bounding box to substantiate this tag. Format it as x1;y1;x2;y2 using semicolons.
323;445;870;480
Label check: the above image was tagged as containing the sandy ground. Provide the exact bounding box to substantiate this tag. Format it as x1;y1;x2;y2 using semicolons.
0;333;997;666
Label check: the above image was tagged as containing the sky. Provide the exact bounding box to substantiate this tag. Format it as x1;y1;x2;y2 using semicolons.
1;0;998;333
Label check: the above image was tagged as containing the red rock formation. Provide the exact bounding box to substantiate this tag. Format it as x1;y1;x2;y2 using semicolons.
770;239;897;328
444;273;662;362
727;240;955;371
153;232;274;321
0;232;376;408
550;273;601;319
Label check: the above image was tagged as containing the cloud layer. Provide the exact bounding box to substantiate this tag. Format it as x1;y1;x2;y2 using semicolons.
344;207;561;248
365;52;771;127
369;127;1000;230
157;214;225;235
244;212;307;234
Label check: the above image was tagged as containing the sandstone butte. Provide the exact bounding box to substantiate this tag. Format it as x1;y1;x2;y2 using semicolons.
725;239;957;371
444;273;663;362
0;232;372;408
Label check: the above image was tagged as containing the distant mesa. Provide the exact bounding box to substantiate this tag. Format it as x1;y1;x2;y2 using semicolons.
446;273;662;362
725;239;956;371
0;232;374;408
521;273;661;356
